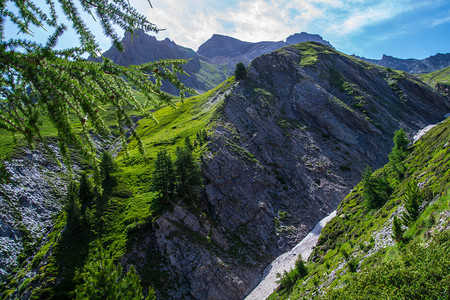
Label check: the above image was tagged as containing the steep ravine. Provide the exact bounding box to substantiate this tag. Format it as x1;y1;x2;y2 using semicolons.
245;210;337;300
125;43;449;299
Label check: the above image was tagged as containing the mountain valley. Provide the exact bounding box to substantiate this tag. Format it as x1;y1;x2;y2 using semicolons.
1;38;449;299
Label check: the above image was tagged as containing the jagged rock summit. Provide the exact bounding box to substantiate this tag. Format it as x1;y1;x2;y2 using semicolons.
93;29;450;95
286;32;333;48
92;30;337;93
91;29;206;94
197;32;333;65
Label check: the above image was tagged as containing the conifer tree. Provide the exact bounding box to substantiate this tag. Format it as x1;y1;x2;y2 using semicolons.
151;150;176;204
75;245;152;299
234;62;248;80
79;172;94;212
392;216;404;242
362;166;391;209
66;181;81;231
184;135;193;151
402;181;422;225
174;142;202;201
389;128;409;177
0;0;195;180
99;151;117;196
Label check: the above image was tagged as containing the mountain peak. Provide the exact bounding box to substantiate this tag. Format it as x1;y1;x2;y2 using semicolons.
286;32;333;48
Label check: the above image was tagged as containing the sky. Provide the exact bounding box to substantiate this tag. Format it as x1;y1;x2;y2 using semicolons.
4;0;450;59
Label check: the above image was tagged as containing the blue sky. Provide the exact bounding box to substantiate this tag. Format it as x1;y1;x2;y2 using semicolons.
4;0;450;59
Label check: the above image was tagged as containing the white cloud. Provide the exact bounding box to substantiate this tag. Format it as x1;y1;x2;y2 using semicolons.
431;14;450;27
131;0;446;51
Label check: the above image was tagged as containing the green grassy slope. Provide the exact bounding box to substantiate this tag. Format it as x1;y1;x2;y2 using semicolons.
269;117;450;299
0;90;155;160
1;77;235;299
117;77;234;193
417;66;450;86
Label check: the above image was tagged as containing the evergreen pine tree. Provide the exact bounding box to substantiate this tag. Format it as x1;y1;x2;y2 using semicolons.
362;166;391;209
0;0;195;182
174;143;202;202
151;150;176;205
392;215;404;242
184;136;193;151
75;245;150;299
294;255;308;278
234;62;248;80
201;130;208;142
402;181;422;225
66;181;81;231
99;151;118;196
79;172;94;213
389;128;410;177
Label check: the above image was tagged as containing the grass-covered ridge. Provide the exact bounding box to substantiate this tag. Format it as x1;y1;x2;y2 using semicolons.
117;76;235;193
417;66;450;86
269;117;450;299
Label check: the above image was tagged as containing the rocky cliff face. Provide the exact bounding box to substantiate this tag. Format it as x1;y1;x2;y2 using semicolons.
197;34;287;66
0;148;67;280
354;52;450;74
124;43;449;299
197;33;333;66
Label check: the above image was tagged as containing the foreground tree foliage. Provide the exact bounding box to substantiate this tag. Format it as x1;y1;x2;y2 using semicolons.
0;0;194;181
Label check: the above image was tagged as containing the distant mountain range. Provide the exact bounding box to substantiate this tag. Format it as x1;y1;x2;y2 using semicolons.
91;30;334;94
93;30;450;94
353;53;450;74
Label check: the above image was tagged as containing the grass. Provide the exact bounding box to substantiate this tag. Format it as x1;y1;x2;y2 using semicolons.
117;76;235;193
0;89;160;161
269;117;450;299
196;61;233;91
417;66;450;86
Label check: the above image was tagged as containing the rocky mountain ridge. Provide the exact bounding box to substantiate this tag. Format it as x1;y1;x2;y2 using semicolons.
92;31;335;94
197;32;333;66
94;30;450;95
354;52;450;74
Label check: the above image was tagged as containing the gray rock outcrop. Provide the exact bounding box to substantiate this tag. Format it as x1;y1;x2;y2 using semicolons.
0;148;67;280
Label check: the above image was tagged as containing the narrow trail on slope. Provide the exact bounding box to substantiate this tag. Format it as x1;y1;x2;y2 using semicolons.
245;210;337;300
